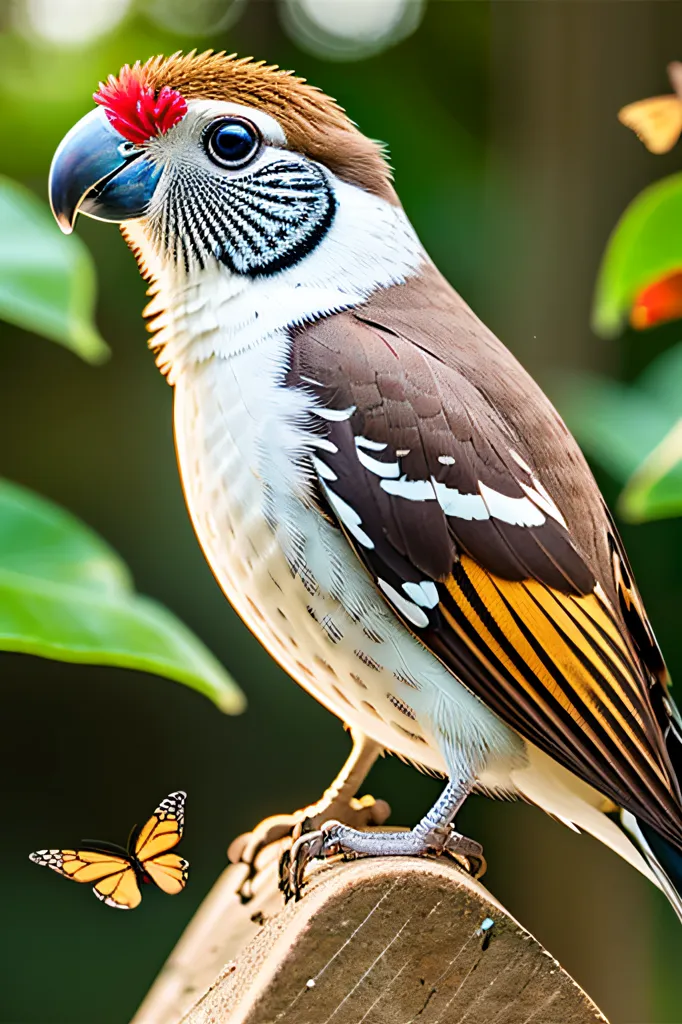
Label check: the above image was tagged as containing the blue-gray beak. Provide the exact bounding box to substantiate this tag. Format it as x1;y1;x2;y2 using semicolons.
49;107;163;234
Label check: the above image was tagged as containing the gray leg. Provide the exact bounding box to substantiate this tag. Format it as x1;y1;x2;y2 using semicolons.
285;774;484;898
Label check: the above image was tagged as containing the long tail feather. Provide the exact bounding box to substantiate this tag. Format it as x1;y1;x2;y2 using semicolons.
622;811;682;923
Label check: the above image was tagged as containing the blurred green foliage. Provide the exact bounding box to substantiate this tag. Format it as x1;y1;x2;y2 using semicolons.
0;175;108;362
565;343;682;522
0;478;244;710
2;3;682;1024
0;180;244;710
570;167;682;522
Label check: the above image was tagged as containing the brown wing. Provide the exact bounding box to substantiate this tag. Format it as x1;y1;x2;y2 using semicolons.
288;267;682;849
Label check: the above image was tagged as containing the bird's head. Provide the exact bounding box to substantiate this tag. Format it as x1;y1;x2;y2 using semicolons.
49;51;399;281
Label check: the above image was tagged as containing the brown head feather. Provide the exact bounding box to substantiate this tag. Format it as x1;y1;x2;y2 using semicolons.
138;50;395;202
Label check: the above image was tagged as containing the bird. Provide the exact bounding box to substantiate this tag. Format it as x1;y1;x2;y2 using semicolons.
49;51;682;916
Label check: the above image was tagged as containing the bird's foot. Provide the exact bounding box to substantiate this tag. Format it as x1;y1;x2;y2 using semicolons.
282;820;486;901
228;794;390;903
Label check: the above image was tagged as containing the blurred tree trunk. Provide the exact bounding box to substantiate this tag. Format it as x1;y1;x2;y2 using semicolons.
485;4;668;1020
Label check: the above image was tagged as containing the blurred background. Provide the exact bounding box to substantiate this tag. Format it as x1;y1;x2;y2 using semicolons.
2;1;682;1021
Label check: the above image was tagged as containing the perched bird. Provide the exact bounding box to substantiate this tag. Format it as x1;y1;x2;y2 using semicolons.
50;52;682;915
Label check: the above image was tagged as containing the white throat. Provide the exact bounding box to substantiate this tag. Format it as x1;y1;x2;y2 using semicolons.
126;173;426;380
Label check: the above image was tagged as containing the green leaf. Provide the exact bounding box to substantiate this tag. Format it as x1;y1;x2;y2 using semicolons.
592;172;682;337
560;372;678;483
0;479;245;713
0;176;108;363
620;419;682;522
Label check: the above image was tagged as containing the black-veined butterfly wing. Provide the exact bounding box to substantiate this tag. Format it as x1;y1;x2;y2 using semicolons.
92;865;142;909
144;853;189;895
133;791;189;896
29;791;188;907
29;848;142;910
133;791;186;862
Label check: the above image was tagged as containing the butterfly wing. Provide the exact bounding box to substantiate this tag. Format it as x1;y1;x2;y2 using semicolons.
29;848;141;910
92;865;142;910
133;791;186;862
618;95;682;153
144;853;189;895
133;791;188;896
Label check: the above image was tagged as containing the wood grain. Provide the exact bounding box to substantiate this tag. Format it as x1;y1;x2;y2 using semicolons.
133;846;609;1024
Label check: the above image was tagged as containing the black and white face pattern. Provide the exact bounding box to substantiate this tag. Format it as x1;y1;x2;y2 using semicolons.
140;100;336;276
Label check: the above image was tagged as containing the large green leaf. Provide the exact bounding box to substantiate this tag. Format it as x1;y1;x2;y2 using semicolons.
0;479;245;713
592;172;682;337
620;419;682;522
0;176;108;362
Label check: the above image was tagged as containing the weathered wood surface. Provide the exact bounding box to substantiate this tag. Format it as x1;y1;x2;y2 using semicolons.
133;841;609;1024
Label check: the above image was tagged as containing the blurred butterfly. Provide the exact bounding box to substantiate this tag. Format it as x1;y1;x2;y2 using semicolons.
29;791;188;910
619;62;682;154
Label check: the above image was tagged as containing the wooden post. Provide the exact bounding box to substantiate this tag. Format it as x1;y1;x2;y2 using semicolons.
132;836;609;1024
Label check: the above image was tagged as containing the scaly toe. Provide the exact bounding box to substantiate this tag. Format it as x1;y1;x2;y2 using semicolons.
282;826;331;901
281;819;486;898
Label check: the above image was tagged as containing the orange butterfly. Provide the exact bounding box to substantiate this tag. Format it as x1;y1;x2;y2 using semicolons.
29;791;188;909
619;61;682;154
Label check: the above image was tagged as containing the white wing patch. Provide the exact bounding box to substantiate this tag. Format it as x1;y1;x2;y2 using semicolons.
355;436;387;452
403;581;439;608
519;480;568;529
478;482;546;527
312;455;338;481
433;480;490;521
381;476;434;501
378;578;429;628
316;404;356;422
322;483;375;549
355;445;400;478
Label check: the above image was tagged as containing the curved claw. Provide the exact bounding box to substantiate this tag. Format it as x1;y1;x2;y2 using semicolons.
228;814;301;904
283;825;334;901
439;829;487;879
230;796;390;903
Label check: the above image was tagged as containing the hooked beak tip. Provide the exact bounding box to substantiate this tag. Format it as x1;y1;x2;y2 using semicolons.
55;213;74;235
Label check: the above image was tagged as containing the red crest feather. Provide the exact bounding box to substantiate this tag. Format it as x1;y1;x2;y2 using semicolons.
94;64;187;144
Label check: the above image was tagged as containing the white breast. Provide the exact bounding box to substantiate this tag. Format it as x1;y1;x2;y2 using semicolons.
129;171;522;784
172;334;519;780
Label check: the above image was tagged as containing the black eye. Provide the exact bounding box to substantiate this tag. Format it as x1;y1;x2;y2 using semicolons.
204;117;261;169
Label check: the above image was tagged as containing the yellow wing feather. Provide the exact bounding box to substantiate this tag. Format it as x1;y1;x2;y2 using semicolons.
439;555;676;828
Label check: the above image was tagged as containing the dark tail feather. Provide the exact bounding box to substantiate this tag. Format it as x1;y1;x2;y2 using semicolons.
622;812;682;923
